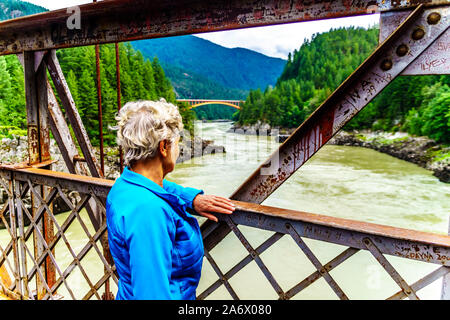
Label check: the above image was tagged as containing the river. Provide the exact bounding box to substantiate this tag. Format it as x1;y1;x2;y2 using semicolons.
1;120;449;300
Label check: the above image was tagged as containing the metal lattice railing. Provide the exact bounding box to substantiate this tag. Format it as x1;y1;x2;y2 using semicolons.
0;166;448;300
0;166;117;300
197;213;450;300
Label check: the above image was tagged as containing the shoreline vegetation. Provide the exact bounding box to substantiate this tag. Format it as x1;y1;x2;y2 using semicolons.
0;132;226;228
227;121;449;183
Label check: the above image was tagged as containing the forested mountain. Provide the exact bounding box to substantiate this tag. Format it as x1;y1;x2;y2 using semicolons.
237;26;449;144
0;0;46;20
0;42;196;146
132;36;286;92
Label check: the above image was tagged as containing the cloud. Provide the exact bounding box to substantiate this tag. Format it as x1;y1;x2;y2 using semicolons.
195;14;380;59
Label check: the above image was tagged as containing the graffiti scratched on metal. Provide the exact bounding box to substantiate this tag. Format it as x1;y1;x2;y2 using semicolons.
201;5;449;252
380;9;450;75
227;200;450;266
0;0;447;56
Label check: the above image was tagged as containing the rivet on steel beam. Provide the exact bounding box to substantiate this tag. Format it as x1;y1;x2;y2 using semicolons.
285;223;291;229
363;238;370;245
396;44;409;57
427;12;441;25
380;59;393;71
411;27;425;40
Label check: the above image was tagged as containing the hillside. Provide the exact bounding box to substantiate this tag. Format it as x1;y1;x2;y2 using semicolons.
236;26;449;144
0;0;47;19
131;35;286;92
0;3;196;146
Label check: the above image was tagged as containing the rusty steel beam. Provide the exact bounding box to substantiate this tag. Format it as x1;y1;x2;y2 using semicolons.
0;0;447;56
202;4;449;252
380;9;450;75
46;51;104;179
47;81;104;231
23;51;56;298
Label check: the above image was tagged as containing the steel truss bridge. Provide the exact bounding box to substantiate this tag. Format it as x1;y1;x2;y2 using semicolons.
0;0;448;300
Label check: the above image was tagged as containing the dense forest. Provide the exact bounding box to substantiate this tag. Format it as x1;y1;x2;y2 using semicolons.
0;0;198;147
0;43;197;146
0;0;46;20
236;27;450;144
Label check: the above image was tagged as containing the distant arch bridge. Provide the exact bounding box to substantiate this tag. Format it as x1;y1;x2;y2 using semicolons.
177;99;242;110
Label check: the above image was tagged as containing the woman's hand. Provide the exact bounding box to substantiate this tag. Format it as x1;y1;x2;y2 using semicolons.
192;194;235;222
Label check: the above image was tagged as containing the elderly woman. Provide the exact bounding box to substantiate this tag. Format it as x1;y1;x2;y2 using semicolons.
106;98;235;300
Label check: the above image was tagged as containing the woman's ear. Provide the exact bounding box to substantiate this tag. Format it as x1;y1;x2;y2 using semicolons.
159;140;169;157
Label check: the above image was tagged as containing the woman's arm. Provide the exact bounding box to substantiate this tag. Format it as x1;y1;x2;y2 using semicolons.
162;179;204;210
126;201;176;299
163;179;235;222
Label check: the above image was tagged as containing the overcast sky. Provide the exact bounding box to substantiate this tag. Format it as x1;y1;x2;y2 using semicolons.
25;0;380;59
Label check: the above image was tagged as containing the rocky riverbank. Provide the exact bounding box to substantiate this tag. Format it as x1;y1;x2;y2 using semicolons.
0;134;225;228
229;122;449;183
0;134;225;179
327;130;449;183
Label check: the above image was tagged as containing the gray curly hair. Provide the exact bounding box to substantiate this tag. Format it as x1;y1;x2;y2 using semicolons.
111;98;183;166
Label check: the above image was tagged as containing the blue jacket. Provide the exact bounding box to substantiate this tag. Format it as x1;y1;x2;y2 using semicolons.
106;166;205;300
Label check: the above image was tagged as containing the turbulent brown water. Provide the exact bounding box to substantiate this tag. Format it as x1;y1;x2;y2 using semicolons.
1;120;448;299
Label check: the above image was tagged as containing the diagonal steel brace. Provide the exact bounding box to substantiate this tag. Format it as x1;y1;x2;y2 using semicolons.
202;4;449;252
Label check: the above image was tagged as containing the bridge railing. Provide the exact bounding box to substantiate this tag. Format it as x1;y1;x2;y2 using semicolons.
0;165;448;300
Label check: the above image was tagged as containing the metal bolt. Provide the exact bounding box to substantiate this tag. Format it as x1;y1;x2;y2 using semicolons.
396;44;409;57
411;28;425;40
380;59;393;71
285;223;291;229
427;12;441;25
364;238;370;245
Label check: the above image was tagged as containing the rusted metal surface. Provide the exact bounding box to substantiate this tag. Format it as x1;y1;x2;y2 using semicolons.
8;168;113;198
0;0;447;56
363;237;419;300
177;99;242;110
0;168;118;299
225;215;285;298
442;221;450;299
286;223;349;299
203;250;240;300
389;266;449;299
380;9;450;75
95;44;105;176
202;4;449;252
46;51;104;179
198;199;450;299
198;232;283;300
47;82;104;231
0;167;448;299
283;247;360;300
23;51;55;298
115;42;123;173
